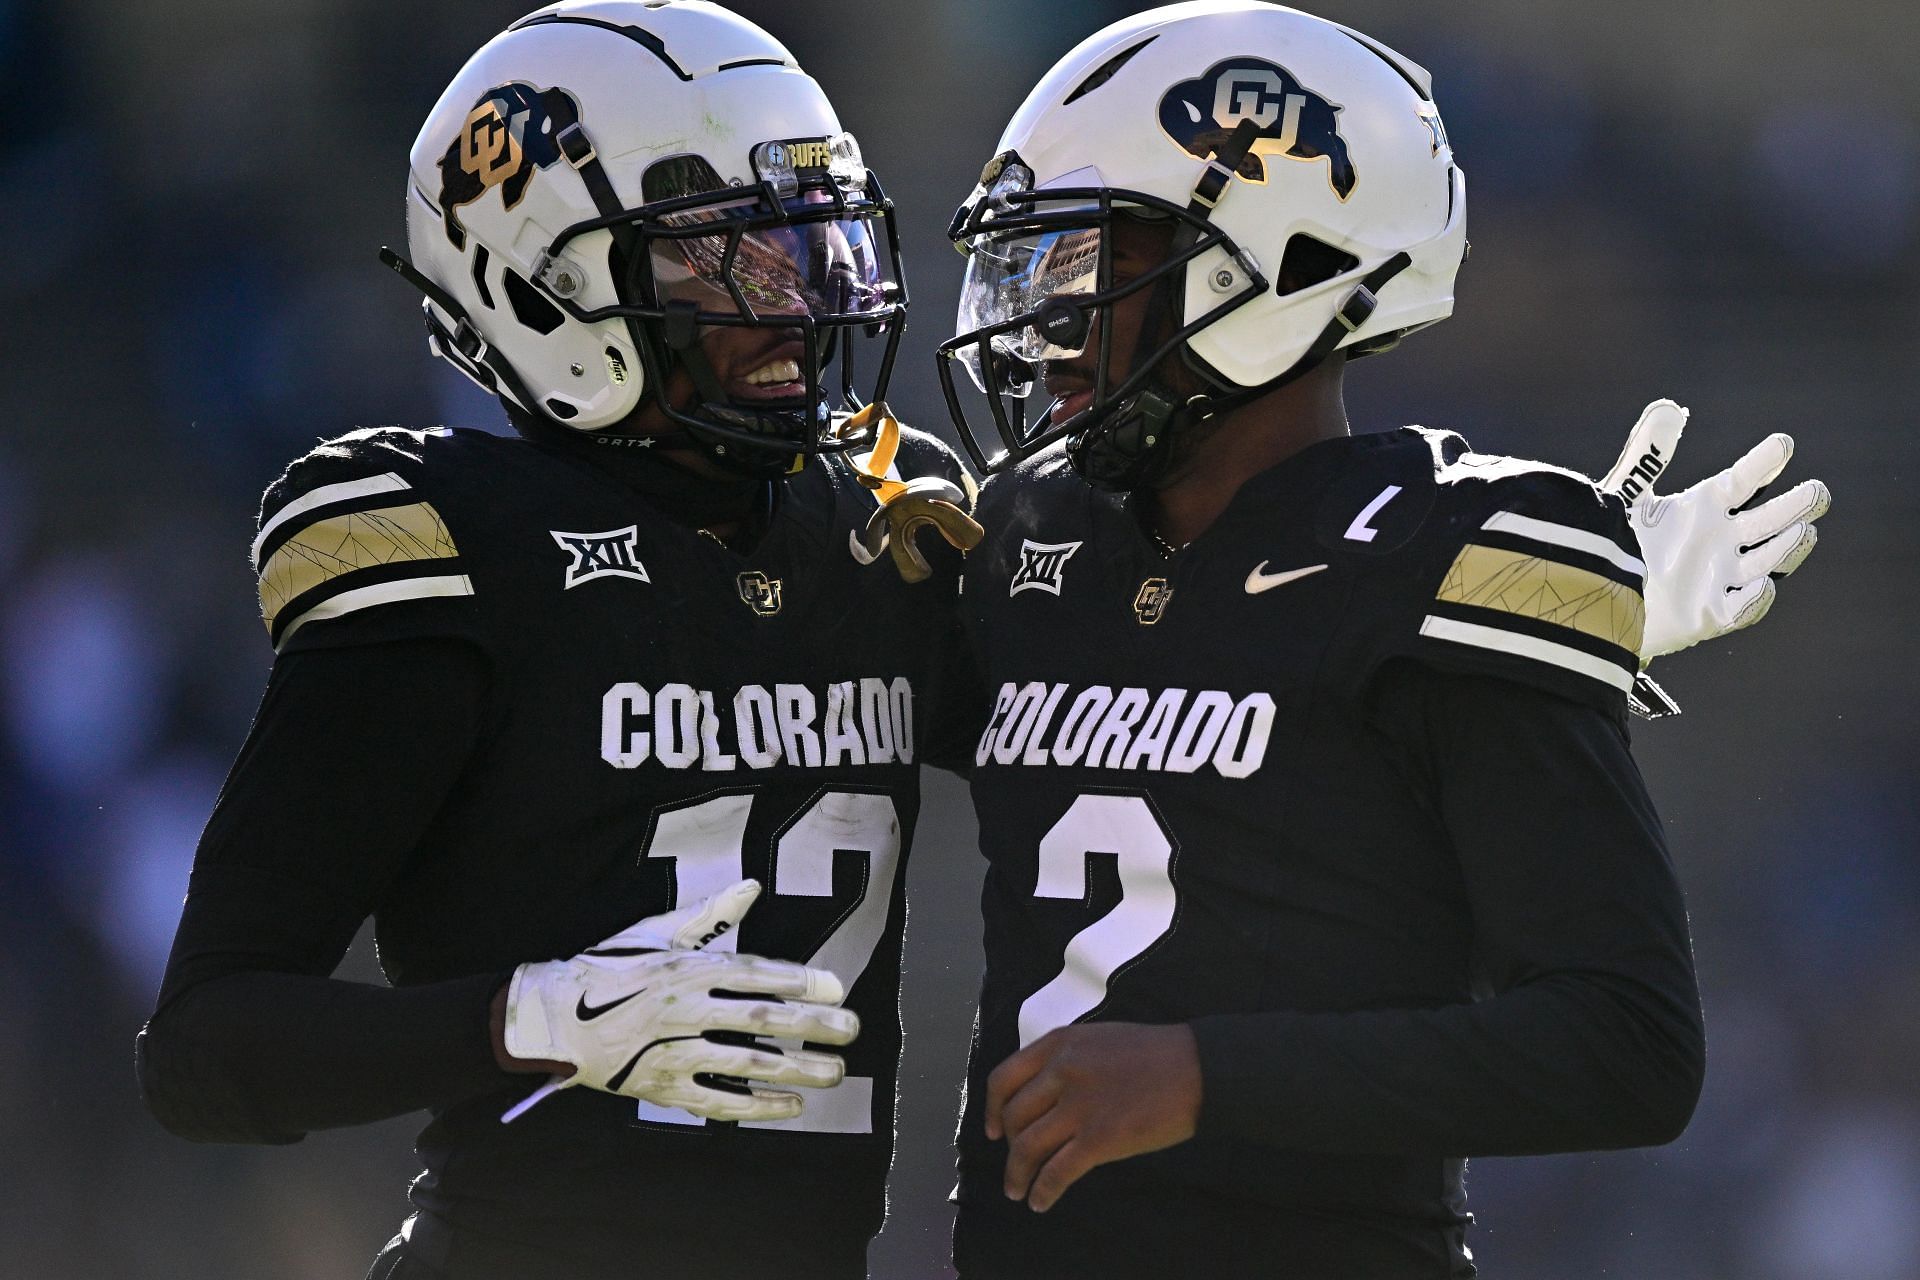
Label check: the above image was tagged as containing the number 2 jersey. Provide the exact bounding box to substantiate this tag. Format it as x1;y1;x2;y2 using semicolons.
951;428;1704;1279
137;423;974;1279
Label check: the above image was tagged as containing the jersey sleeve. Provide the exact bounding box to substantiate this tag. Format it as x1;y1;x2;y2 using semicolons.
253;428;485;655
1390;460;1647;717
1190;662;1704;1156
137;639;510;1143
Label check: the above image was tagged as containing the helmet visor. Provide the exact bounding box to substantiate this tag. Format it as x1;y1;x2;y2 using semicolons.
649;190;896;322
954;222;1103;393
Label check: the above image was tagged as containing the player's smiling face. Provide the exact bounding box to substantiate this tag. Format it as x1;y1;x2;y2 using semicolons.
705;327;812;406
622;324;813;449
1041;214;1200;426
631;188;887;442
649;247;817;411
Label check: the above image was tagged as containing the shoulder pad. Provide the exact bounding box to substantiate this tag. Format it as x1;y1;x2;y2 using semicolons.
1349;430;1646;714
973;441;1076;523
253;427;482;653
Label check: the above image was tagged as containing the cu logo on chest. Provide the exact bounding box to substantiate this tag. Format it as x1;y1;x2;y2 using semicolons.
737;571;783;617
1133;577;1173;625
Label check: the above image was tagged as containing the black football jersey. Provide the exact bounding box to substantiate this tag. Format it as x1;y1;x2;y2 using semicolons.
249;423;969;1271
952;428;1659;1278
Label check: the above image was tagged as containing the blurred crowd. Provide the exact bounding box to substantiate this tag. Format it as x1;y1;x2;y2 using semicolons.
0;0;1914;1276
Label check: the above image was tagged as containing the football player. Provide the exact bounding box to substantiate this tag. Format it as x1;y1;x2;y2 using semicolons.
134;4;1820;1279
135;5;978;1279
935;3;1830;1277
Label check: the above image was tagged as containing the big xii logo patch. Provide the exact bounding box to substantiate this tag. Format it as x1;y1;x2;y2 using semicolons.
552;527;649;588
1010;539;1083;597
1158;59;1356;199
437;82;583;248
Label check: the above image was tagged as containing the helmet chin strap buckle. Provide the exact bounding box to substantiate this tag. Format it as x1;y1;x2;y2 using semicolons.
1335;283;1381;333
439;316;488;363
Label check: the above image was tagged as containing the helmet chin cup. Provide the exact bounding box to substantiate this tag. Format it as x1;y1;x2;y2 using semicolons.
1066;385;1181;492
682;398;829;478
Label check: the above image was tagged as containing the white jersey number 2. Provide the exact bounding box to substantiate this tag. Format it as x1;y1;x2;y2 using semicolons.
1017;793;1178;1047
637;788;901;1133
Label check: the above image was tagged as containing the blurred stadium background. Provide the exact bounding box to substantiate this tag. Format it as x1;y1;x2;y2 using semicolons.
2;0;1915;1275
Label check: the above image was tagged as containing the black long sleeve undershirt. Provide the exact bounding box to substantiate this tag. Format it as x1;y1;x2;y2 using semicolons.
1191;663;1706;1157
136;639;514;1143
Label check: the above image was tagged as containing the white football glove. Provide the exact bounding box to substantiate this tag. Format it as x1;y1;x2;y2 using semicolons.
501;879;858;1123
1601;400;1831;661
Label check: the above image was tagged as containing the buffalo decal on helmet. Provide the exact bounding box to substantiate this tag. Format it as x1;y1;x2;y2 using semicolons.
435;82;583;248
1157;58;1356;199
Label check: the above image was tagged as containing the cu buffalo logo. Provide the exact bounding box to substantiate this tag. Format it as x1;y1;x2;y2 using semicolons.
1158;58;1356;200
435;82;582;248
737;571;784;617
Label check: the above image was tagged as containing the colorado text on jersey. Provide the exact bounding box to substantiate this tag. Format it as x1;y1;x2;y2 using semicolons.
601;678;916;770
974;683;1273;777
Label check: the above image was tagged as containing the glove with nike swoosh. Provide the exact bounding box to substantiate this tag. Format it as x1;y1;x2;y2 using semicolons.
502;879;858;1123
1601;399;1831;661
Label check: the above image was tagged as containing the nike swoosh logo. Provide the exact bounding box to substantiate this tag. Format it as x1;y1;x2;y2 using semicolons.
1244;562;1329;594
576;990;645;1021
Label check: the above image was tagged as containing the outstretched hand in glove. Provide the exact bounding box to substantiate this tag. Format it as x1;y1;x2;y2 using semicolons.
494;879;858;1123
1601;399;1831;661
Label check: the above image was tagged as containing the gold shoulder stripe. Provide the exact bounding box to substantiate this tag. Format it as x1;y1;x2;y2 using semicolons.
1479;511;1645;577
258;501;460;631
252;471;411;566
1437;543;1644;654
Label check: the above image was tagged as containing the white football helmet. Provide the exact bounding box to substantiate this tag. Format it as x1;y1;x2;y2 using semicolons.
387;1;907;475
938;0;1466;487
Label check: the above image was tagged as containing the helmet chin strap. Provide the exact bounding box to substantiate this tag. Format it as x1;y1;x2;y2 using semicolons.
1069;113;1414;492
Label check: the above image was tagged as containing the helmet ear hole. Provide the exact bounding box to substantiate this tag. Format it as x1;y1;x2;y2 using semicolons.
1274;235;1360;296
504;269;565;335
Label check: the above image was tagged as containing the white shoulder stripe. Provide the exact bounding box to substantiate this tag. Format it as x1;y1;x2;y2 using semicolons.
276;574;473;647
1420;615;1634;692
1480;511;1645;577
253;472;412;566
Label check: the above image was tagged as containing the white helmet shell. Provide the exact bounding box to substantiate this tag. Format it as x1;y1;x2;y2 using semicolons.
403;1;849;430
990;0;1466;388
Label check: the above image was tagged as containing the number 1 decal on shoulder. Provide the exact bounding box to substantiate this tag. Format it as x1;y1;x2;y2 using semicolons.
636;788;901;1133
1018;793;1178;1046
